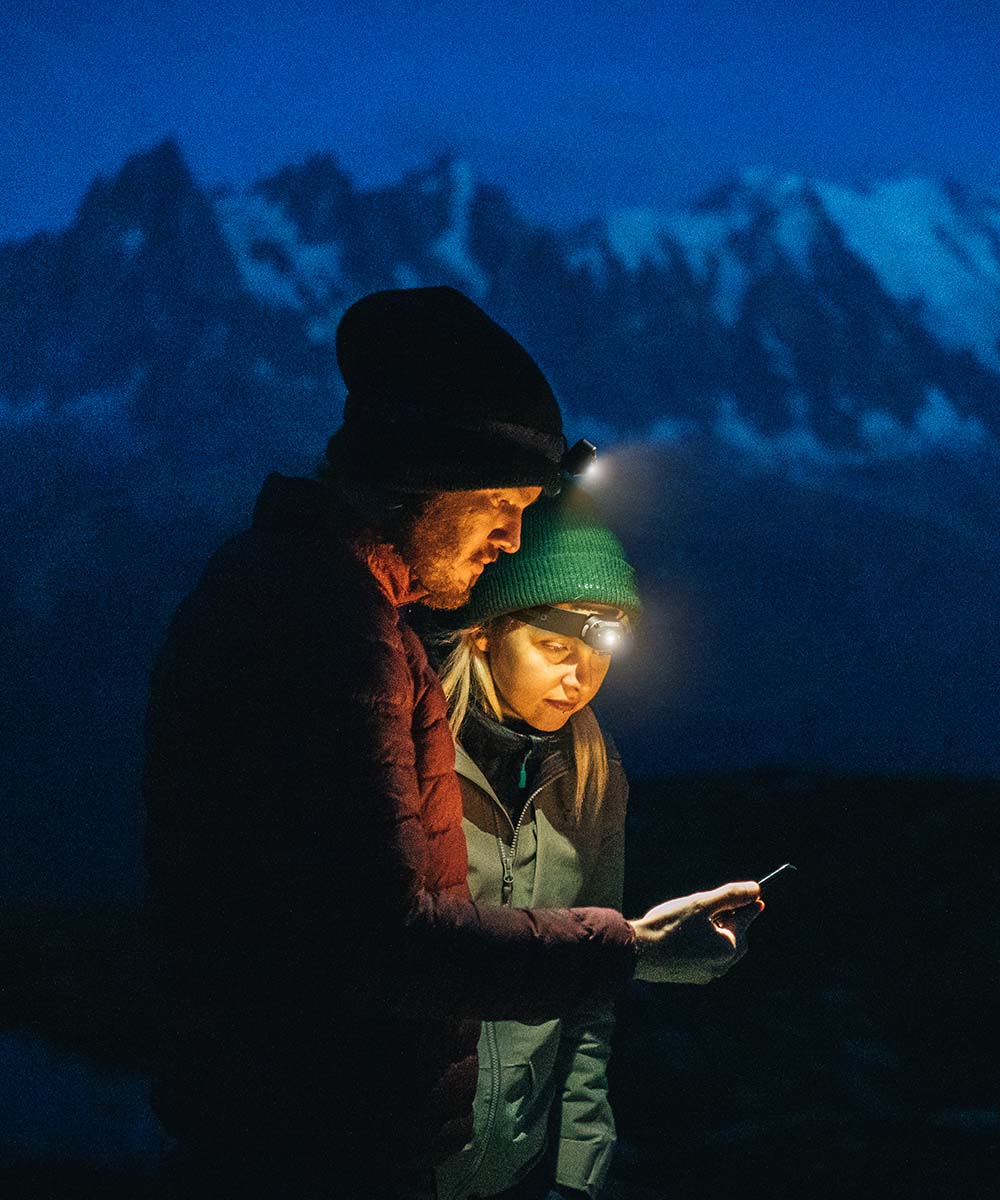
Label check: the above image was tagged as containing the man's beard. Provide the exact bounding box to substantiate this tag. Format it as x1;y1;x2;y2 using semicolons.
400;493;486;610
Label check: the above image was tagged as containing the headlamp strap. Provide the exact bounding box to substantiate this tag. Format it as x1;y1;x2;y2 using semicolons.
511;605;626;648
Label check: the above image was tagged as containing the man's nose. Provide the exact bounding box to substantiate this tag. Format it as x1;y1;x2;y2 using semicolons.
492;510;524;554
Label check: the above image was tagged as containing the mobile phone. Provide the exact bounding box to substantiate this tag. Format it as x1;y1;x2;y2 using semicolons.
757;863;797;892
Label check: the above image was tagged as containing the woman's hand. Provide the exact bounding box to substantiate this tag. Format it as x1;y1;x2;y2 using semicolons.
628;881;763;983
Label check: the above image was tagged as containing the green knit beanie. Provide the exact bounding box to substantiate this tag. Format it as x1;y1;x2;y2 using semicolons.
457;483;641;626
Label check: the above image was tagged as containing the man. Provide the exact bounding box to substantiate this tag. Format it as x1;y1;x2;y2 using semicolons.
143;286;760;1199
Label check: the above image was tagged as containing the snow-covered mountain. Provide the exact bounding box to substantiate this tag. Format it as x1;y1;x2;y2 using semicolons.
1;141;997;902
568;171;1000;461
3;139;999;470
227;152;1000;466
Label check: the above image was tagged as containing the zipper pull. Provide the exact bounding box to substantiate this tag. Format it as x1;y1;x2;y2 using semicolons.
501;871;514;905
518;747;530;789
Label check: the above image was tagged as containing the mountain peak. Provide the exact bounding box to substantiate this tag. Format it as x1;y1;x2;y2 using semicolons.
398;154;486;295
111;138;195;206
402;153;474;200
256;153;354;243
738;167;808;198
72;137;201;238
691;170;813;215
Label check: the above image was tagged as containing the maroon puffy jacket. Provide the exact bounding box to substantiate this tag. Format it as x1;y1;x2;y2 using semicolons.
143;474;635;1188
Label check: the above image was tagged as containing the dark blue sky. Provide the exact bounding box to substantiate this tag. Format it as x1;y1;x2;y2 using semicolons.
5;0;1000;241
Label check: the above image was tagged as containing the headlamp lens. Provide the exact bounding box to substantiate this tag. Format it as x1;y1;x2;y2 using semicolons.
581;617;626;654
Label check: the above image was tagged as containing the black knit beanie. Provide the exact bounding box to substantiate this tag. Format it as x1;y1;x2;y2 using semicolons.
324;286;566;495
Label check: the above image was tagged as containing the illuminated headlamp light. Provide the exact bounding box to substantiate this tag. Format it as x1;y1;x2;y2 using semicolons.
513;605;630;654
561;438;598;478
583;617;625;653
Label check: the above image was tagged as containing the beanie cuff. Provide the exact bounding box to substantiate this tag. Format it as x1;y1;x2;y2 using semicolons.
325;423;564;495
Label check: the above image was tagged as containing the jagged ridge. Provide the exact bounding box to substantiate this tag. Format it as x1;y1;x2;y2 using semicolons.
3;140;999;470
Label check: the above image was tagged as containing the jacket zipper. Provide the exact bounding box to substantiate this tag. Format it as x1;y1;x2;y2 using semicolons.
499;744;561;902
445;765;569;1200
499;799;527;907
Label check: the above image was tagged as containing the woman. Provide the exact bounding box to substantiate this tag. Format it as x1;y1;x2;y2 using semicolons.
430;483;641;1200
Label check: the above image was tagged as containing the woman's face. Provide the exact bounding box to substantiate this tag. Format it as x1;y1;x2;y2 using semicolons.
476;603;619;732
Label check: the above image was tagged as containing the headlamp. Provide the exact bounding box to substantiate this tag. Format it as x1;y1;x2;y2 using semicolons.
561;438;598;478
512;605;630;655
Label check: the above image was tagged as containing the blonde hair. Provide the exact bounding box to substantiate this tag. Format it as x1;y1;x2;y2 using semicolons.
437;622;609;822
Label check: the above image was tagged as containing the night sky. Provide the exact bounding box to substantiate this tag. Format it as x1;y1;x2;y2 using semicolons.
5;0;1000;243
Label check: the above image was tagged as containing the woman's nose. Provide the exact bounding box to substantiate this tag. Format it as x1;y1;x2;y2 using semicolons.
562;657;590;694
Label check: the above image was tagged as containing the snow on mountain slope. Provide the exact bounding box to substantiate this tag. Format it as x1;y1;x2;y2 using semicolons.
587;171;1000;371
427;158;489;298
817;177;1000;371
591;172;821;324
216;191;345;313
570;170;1000;462
4;141;999;473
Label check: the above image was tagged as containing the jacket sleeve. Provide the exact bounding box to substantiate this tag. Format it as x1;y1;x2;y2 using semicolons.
150;538;636;1024
551;762;628;1198
329;619;635;1022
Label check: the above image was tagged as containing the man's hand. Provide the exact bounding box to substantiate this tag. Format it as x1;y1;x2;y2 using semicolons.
628;881;763;984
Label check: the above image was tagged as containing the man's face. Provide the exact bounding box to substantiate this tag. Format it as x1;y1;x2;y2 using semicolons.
402;486;542;610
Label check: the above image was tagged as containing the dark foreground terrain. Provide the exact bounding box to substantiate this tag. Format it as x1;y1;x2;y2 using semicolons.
2;771;997;1198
